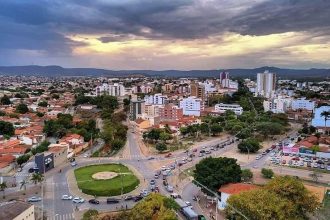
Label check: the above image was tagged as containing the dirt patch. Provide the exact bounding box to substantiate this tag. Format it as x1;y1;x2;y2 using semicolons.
92;171;118;180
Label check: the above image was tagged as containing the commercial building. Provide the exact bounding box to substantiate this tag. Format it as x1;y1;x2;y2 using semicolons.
35;152;54;173
255;70;276;98
144;93;168;105
179;97;204;116
214;103;243;115
291;98;315;111
48;146;68;167
95;83;126;96
159;104;183;122
0;201;35;220
130;99;145;120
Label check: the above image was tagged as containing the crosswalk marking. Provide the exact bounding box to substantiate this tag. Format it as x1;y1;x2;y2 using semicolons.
15;173;32;177
48;213;74;220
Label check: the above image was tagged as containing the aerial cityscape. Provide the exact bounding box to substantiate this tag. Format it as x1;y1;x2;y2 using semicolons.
0;1;330;220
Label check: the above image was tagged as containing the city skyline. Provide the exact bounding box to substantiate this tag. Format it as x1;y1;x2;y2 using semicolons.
1;0;330;70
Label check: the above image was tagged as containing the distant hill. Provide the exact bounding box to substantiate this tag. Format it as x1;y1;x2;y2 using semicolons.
0;65;329;79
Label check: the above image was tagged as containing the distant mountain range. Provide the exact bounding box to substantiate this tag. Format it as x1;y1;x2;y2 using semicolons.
0;65;329;79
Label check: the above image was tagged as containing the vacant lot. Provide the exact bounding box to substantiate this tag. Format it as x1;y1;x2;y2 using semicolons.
74;164;140;196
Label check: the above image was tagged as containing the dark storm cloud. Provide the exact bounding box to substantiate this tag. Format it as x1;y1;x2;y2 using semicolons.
228;0;330;36
0;0;330;53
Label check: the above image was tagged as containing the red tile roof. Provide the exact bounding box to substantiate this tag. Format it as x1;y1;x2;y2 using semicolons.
219;183;259;195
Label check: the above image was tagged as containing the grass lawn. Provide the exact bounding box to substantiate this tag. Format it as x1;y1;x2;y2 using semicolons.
74;164;140;196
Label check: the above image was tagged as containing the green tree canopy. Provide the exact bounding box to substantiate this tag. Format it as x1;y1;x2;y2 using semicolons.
238;138;261;153
193;157;241;195
38;101;48;107
261;168;274;179
241;169;253;182
15;103;29;114
0;95;11;105
226;176;319;220
256;122;283;137
156;142;167;152
0;121;15;137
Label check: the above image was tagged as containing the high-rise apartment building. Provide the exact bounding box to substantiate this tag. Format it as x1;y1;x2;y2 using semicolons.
130;99;145;120
255;70;276;98
179;97;204;116
220;71;230;88
190;82;205;100
95;83;125;96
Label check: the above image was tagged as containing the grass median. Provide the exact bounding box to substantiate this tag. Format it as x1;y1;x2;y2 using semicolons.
74;163;140;197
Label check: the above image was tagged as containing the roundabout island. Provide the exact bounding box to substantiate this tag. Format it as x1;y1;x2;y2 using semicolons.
74;163;140;196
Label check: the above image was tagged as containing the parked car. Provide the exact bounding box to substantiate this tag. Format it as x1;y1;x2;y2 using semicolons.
17;167;22;172
27;196;42;202
199;153;204;157
307;162;312;167
193;149;198;152
165;185;174;192
107;198;120;204
148;157;155;160
124;195;133;201
320;164;325;169
187;157;193;162
205;150;211;154
133;195;143;202
89;199;100;204
72;197;84;203
61;195;73;200
28;167;39;173
169;164;176;170
150;179;156;185
327;165;330;171
141;189;149;197
154;174;159;179
71;162;77;167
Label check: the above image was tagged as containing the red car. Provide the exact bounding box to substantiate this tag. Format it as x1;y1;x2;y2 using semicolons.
193;149;198;152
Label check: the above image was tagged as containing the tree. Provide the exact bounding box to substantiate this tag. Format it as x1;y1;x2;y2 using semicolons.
15;103;29;114
16;154;31;167
82;209;99;220
265;176;319;219
241;169;253;182
226;188;295;220
0;95;11;105
36;112;44;117
160;132;172;142
261;168;274;179
193;157;241;194
119;193;178;220
20;180;28;194
38;101;48;107
0;121;15;137
156;142;167;152
0;182;7;198
256;122;283;138
225;176;319;220
311;145;320;154
320;111;330;134
238;138;261;153
0;111;5;116
210;123;223;136
111;139;125;151
31;173;44;185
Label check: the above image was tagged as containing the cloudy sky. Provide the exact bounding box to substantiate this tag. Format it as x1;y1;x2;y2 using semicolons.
0;0;330;70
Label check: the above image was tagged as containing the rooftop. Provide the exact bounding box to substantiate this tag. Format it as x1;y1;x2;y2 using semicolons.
0;201;33;219
219;183;259;195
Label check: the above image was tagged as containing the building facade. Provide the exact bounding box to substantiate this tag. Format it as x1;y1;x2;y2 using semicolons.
214;103;243;115
130;99;145;120
159;104;183;122
95;83;125;96
190;83;205;100
255;70;276;98
220;71;230;88
291;99;315;111
144;93;168;105
179;97;204;116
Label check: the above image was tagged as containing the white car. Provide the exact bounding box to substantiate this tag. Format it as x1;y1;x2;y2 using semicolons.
27;196;42;202
72;197;85;203
161;166;167;171
83;154;89;158
62;195;73;200
185;201;192;207
166;185;174;192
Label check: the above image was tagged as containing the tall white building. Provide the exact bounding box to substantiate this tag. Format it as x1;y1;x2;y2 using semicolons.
95;83;125;96
291;98;315;111
220;71;230;88
214;103;243;115
144;93;168;105
255;71;276;98
179;97;204;116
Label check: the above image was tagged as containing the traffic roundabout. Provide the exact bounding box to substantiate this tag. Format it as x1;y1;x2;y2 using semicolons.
74;163;140;196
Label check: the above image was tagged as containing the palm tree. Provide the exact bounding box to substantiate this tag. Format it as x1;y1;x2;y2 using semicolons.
320;111;330;135
20;179;28;195
0;182;7;198
30;173;44;186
